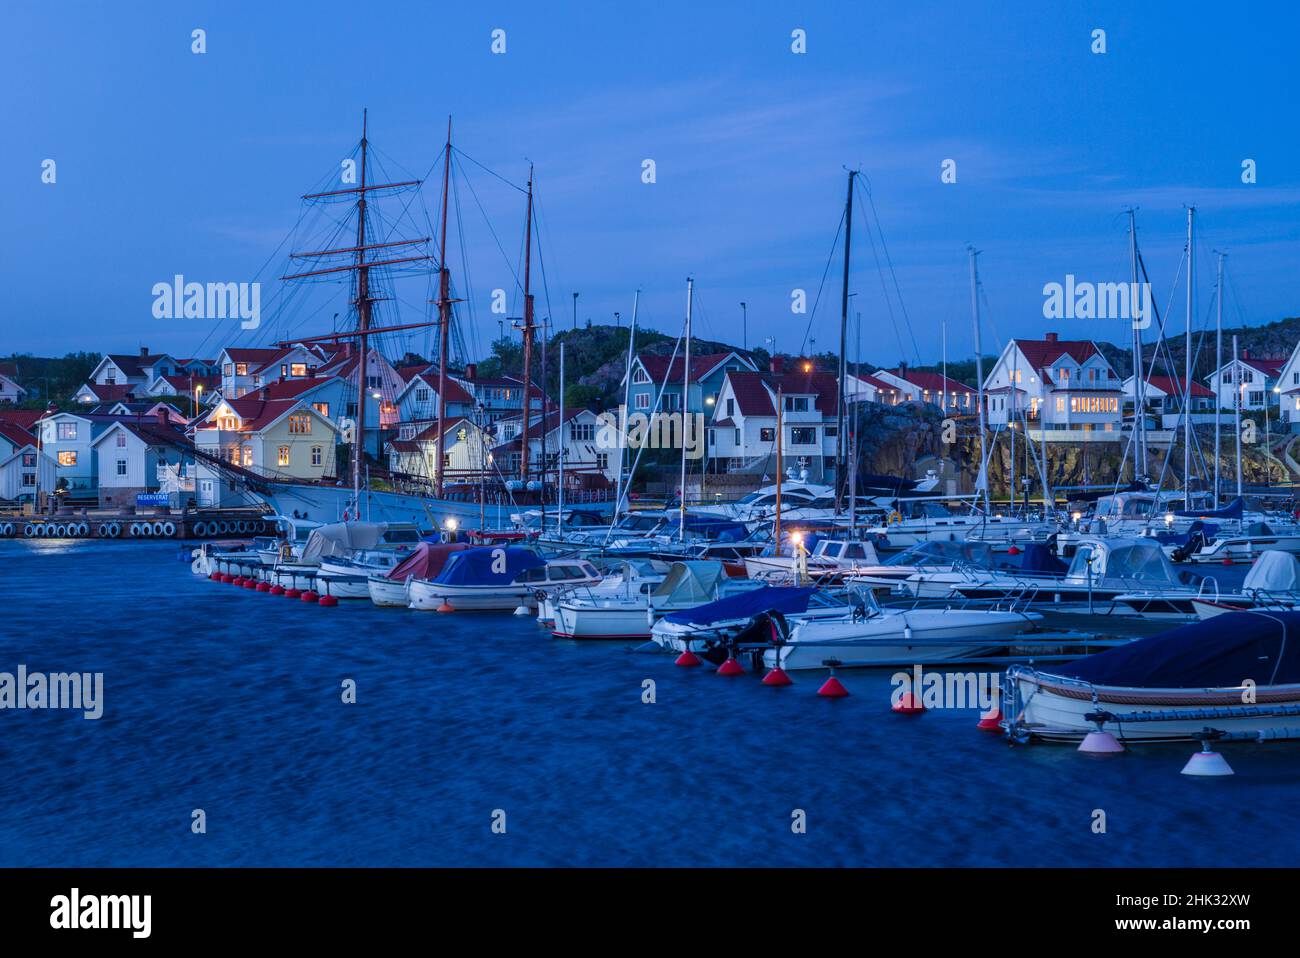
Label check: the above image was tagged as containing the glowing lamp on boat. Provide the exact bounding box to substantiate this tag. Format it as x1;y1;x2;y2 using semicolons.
1071;511;1082;522
1164;512;1174;526
443;517;458;531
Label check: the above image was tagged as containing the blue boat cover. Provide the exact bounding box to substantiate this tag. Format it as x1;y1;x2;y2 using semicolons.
1051;611;1300;688
432;547;545;585
1175;497;1243;520
677;514;748;541
662;586;819;626
1015;542;1068;575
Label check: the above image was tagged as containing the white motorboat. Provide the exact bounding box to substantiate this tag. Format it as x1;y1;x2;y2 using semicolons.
743;537;881;582
316;549;410;599
1005;611;1300;743
407;547;601;612
536;558;668;627
649;585;1042;668
843;540;1026;596
863;500;1057;552
555;560;758;640
368;542;472;607
945;536;1201;612
267;521;424;590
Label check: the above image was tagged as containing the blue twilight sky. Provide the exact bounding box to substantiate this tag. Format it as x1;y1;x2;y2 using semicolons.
4;0;1298;367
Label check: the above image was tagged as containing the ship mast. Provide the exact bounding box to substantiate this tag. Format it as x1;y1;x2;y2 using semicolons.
281;110;430;515
435;118;453;497
518;166;537;487
352;110;371;511
835;170;856;515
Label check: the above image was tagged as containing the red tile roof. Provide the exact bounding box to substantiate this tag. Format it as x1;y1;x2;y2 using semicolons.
1012;337;1104;371
879;368;976;395
723;369;840;417
1142;375;1214;399
0;421;35;449
161;374;220;392
80;383;138;402
0;409;43;430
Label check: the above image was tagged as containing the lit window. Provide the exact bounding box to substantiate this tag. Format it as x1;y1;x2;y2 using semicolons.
291;363;307;377
236;363;248;376
57;422;77;440
312;402;330;418
242;446;253;466
278;446;290;467
58;451;77;466
288;413;311;434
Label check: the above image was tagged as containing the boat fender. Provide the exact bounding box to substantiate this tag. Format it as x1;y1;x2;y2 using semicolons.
23;523;36;538
77;522;90;536
162;521;176;537
54;524;67;538
0;523;12;537
129;522;142;537
193;521;207;537
106;522;121;538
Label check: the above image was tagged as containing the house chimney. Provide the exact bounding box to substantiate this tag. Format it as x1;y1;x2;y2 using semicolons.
140;346;149;358
769;356;784;374
1241;348;1251;360
465;362;478;380
155;407;169;427
1045;332;1058;343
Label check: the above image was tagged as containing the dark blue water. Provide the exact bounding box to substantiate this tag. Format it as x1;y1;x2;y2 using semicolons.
2;539;1298;866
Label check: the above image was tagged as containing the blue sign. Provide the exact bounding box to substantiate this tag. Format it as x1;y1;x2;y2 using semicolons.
136;493;169;506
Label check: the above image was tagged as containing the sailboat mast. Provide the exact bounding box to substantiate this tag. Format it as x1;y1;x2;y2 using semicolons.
1184;206;1195;497
1234;334;1243;500
519;166;536;488
836;170;856;513
1128;209;1145;482
557;340;565;537
679;277;693;541
435;117;452;498
1214;251;1225;508
774;387;783;551
613;290;639;522
968;246;991;515
352;110;371;513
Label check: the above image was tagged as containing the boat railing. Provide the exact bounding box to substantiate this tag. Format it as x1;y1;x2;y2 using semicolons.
1196;577;1222;602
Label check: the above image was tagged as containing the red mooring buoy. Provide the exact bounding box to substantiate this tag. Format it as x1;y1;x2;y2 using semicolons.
762;667;793;687
284;588;301;599
242;579;258;590
270;585;285;596
717;657;745;676
892;691;925;714
976;709;1003;732
436;601;454;613
300;590;319;602
256;582;272;592
318;595;338;607
1222;557;1234;566
818;676;849;698
209;572;220;581
674;649;702;667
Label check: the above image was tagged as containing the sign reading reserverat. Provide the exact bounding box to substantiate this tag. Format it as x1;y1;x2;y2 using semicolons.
136;493;169;506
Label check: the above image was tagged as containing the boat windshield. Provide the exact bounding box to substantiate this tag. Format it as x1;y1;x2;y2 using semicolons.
884;541;992;567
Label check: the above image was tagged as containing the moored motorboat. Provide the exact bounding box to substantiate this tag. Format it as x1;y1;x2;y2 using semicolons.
368;542;471;607
407;547;601;612
1005;611;1300;743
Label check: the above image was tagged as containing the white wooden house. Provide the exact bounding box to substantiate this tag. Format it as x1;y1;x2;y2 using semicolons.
982;333;1122;438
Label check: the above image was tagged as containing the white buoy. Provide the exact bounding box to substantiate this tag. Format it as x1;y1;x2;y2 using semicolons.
1078;730;1125;754
513;604;531;616
1181;746;1234;777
